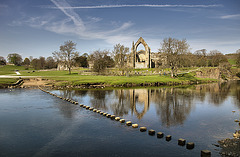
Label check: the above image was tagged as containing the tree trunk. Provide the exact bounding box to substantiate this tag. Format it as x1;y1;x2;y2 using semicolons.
68;67;71;74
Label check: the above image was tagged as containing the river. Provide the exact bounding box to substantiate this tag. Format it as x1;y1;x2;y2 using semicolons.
0;81;239;157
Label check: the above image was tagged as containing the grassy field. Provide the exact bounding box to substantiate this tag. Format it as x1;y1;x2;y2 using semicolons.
228;59;237;66
0;65;217;87
0;78;18;88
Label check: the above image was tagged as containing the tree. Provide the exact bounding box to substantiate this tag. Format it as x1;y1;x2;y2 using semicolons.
45;56;57;69
74;54;88;67
112;44;129;69
208;50;228;67
31;58;41;70
23;58;30;66
90;50;114;73
39;57;46;69
22;57;31;69
194;49;208;67
0;56;6;65
53;40;79;74
236;49;240;67
159;38;190;77
7;53;22;66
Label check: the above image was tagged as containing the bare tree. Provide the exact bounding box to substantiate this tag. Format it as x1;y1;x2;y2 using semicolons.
53;40;79;74
194;49;208;67
159;38;190;77
112;44;129;71
208;50;228;67
236;49;240;67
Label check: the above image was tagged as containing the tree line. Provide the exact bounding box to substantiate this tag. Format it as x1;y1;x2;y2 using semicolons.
1;38;240;75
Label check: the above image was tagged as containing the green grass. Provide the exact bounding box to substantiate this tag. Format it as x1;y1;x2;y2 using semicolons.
44;74;216;87
0;78;18;88
0;65;218;87
228;59;236;65
0;65;26;75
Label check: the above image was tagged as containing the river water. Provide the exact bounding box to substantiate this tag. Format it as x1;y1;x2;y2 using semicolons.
0;81;239;157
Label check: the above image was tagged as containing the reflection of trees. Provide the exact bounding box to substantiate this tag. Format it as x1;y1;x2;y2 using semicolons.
53;81;240;124
57;90;88;118
230;81;240;108
110;90;131;116
89;90;113;110
153;88;193;127
208;82;230;106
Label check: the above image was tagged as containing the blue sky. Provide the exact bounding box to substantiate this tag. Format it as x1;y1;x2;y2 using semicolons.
0;0;240;59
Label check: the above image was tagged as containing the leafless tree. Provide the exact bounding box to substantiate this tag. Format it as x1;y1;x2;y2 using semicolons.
208;50;228;67
112;43;129;72
159;37;190;77
53;40;79;74
236;49;240;67
194;49;208;67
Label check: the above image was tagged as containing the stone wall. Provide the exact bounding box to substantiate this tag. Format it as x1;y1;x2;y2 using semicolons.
195;68;221;79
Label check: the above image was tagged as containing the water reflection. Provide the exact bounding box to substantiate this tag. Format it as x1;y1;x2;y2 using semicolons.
152;88;193;127
55;81;240;127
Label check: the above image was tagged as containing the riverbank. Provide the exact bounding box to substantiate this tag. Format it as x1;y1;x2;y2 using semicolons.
2;65;240;89
1;73;217;89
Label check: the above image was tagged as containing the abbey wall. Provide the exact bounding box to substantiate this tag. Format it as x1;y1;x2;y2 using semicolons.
127;37;166;69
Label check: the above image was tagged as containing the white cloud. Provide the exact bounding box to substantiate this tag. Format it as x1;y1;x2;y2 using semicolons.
46;4;222;9
220;14;240;19
50;0;85;31
46;0;138;44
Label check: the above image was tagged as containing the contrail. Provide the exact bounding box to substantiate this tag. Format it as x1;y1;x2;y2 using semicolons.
47;4;223;9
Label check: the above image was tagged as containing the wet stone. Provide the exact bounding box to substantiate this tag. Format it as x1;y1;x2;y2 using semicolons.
186;142;195;149
115;117;120;121
166;135;172;141
140;127;147;132
110;115;115;120
157;132;164;138
178;138;186;146
126;121;132;126
148;129;155;136
201;150;211;156
119;119;125;123
132;124;138;128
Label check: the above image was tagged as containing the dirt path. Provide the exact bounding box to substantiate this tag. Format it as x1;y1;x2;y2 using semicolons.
22;78;53;87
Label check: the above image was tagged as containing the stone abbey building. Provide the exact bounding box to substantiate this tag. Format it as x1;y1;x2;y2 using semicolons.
127;37;166;69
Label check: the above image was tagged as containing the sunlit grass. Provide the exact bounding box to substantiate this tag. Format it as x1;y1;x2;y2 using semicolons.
0;78;18;85
0;65;217;87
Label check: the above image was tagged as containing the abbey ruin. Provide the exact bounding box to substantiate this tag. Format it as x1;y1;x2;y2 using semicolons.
127;37;166;68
